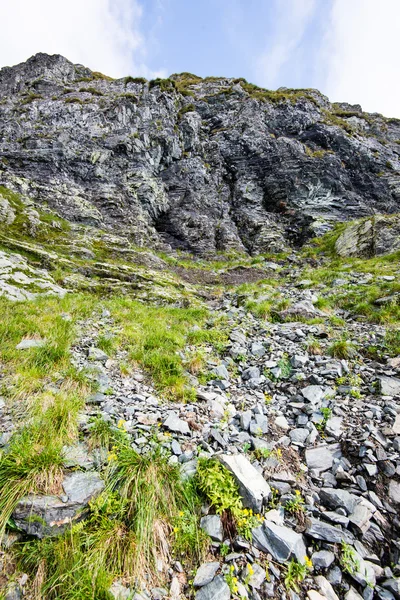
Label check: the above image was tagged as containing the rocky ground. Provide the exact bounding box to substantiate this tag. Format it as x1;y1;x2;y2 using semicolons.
1;248;400;600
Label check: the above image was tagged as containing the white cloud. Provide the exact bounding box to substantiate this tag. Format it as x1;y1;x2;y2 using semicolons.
323;0;400;117
0;0;166;79
255;0;317;89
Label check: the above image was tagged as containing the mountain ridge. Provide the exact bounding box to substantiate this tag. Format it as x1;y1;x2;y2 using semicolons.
0;52;399;255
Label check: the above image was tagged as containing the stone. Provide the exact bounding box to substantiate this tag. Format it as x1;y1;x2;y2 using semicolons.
319;488;357;514
88;347;109;362
251;342;266;357
4;583;22;600
195;575;231;600
348;503;373;534
305;517;353;543
16;338;45;350
193;562;220;587
200;515;223;542
392;414;400;435
163;412;190;435
252;521;307;564
302;385;325;404
325;416;343;438
13;472;104;537
312;550;335;568
378;376;400;397
218;454;271;512
242;366;261;381
213;364;230;380
306;444;342;473
275;415;290;431
388;480;400;504
289;428;309;445
109;582;131;599
307;592;326;600
345;588;364;600
242;563;266;589
315;576;340;600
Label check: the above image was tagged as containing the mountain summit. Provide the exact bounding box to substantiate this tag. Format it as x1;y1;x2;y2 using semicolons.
0;52;399;254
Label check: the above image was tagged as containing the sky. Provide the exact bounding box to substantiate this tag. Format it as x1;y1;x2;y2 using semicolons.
0;0;399;117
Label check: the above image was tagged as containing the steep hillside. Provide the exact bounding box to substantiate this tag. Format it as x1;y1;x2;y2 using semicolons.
1;54;400;600
0;53;399;254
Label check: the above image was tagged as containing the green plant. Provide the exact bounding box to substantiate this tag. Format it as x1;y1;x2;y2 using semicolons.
220;542;230;557
315;407;332;435
284;558;311;592
340;542;360;575
328;338;357;359
225;565;239;595
284;490;305;516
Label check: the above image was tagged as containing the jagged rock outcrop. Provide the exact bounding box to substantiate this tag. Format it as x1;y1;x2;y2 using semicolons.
0;53;399;254
335;214;400;257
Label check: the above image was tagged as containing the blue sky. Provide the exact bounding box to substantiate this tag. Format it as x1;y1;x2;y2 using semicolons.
1;0;399;117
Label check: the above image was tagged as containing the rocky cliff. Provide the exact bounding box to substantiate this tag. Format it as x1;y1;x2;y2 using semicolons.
0;53;399;255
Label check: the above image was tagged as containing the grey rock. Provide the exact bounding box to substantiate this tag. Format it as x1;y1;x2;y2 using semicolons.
200;515;223;542
88;347;109;362
379;376;400;397
306;444;342;473
163;412;190;435
213;364;230;381
312;550;335;568
289;428;309;445
302;385;325;404
242;562;266;589
319;488;357;514
336;215;400;258
195;575;230;600
315;576;340;600
305;517;353;543
16;338;45;350
4;583;22;600
193;562;220;587
252;521;307;563
251;342;266;357
13;472;104;537
242;366;261;381
345;588;364;600
388;480;400;504
218;454;271;512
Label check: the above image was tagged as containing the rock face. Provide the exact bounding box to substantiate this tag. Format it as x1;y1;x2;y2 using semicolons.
335;214;400;258
0;53;399;255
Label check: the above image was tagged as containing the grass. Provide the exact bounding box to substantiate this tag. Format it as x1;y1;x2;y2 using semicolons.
15;444;209;598
328;338;358;359
0;386;86;535
108;297;210;399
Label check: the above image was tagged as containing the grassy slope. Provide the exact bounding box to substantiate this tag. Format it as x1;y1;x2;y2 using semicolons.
0;189;400;597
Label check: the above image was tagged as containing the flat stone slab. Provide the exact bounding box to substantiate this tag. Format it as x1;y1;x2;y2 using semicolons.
163;412;190;435
378;376;400;397
305;444;342;473
193;562;220;587
16;338;45;350
218;453;271;512
13;471;105;538
195;575;230;600
252;521;306;563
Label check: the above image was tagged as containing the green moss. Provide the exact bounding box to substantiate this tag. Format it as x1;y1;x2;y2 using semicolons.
79;87;104;96
149;78;176;92
177;103;196;119
124;75;147;86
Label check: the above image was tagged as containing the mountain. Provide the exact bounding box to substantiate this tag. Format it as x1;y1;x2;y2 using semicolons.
0;52;399;255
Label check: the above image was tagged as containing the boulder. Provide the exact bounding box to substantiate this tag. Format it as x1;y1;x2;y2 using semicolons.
252;521;307;563
13;471;105;537
218;454;271;512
